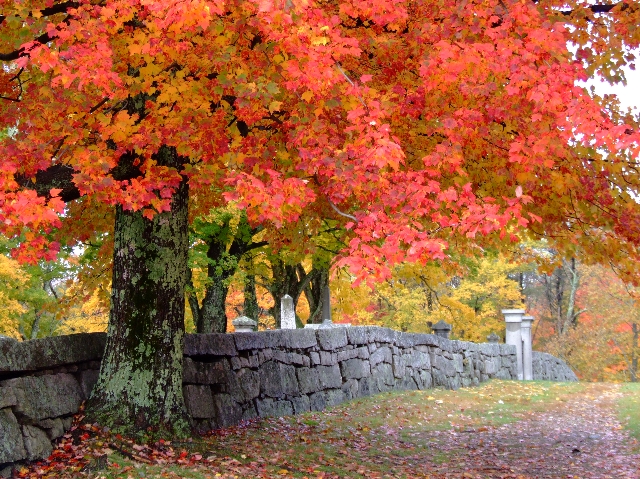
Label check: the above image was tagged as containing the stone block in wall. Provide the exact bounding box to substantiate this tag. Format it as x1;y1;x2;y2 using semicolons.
414;370;432;390
430;352;444;371
309;351;320;365
259;362;298;398
273;350;290;364
184;334;238;357
262;331;289;349
412;334;441;348
285;329;318;350
309;391;326;411
184;385;215;418
372;363;394;391
369;346;391;367
341;379;358;401
22;425;52;461
241;404;258;421
77;369;100;399
317;365;342;389
317;328;348;350
3;373;83;422
392;355;406;379
499;344;516;356
357;377;373;397
395;332;416;348
248;354;259;369
340;359;370;380
291;395;311;414
37;418;65;440
233;332;267;351
256;398;293;418
337;348;359;362
183;358;229;384
324;389;344;408
484;358;498;375
449;376;461;390
367;327;397;344
211;394;243;428
0;333;106;374
0;387;17;409
319;351;337;366
296;368;321;395
453;354;464;373
0;408;26;464
478;343;500;356
356;347;370;360
289;353;306;366
408;350;431;370
235;368;260;401
230;357;242;370
346;327;369;345
433;369;447;387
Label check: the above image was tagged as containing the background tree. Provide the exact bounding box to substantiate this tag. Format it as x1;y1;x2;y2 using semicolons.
534;263;640;381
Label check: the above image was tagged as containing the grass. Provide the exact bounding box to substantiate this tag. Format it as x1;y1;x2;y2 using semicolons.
17;380;631;479
618;382;640;447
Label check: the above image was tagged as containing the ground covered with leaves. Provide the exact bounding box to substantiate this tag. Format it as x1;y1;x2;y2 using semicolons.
13;381;640;479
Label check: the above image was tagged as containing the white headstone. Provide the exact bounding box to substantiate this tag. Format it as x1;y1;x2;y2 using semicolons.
502;309;525;380
521;315;535;380
322;284;332;323
280;294;296;329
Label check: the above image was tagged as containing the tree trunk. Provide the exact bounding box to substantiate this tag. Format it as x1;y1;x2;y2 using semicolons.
243;273;260;320
198;267;230;333
85;149;190;438
303;263;328;324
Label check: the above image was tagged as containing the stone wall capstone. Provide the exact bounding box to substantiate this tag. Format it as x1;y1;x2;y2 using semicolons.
0;328;577;476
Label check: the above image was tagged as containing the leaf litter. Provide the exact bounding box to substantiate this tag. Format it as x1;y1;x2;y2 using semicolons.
13;381;640;478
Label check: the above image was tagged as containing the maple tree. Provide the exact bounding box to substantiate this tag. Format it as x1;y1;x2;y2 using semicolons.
2;0;640;436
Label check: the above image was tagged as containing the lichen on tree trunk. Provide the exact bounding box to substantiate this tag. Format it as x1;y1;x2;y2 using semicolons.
85;149;190;438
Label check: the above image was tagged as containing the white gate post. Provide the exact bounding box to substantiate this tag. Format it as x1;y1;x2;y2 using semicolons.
502;309;525;380
521;315;535;380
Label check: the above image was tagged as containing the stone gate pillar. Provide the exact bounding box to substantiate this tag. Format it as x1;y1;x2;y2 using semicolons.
521;315;535;380
502;309;525;380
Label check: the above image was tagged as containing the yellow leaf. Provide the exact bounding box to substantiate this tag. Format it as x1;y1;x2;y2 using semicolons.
301;91;313;102
311;36;329;46
269;101;282;113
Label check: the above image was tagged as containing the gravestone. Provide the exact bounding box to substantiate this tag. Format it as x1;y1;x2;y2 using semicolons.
280;295;296;329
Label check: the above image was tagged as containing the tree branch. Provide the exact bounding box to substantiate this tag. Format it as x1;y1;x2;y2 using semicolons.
0;1;79;61
15;157;143;203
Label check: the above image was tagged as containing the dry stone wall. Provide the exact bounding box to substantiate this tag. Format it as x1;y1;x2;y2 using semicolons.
0;328;577;474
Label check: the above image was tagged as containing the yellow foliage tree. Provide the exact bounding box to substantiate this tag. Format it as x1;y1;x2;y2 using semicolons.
0;254;28;339
332;254;523;341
